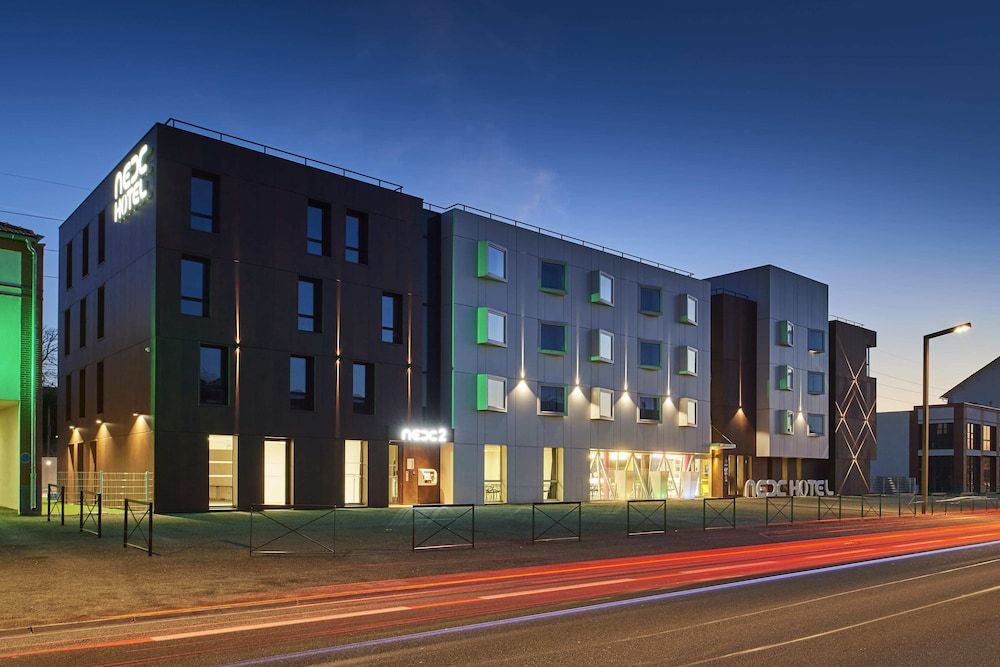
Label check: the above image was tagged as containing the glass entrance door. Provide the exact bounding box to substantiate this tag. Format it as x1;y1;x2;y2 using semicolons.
388;443;400;505
263;438;289;505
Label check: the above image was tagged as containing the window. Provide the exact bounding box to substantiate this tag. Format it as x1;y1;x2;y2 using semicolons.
97;210;106;264
543;447;563;501
678;346;698;375
638;395;661;423
808;329;825;353
352;362;374;414
78;296;87;348
344;440;368;506
345;210;368;264
78;368;86;419
681;294;698;325
591;387;614;420
190;173;218;233
540;322;568;354
484;444;507;503
777;365;794;391
66;240;73;289
63;309;70;355
306;202;329;256
65;374;71;423
538;384;567;416
477;307;506;346
679;398;697;427
199;345;229;405
381;293;402;343
807;414;824;436
96;284;105;339
807;371;824;395
777;410;794;435
477;241;507;281
539;260;566;293
967;423;981;450
209;435;237;508
590;271;613;305
985;426;995;452
777;320;794;346
477;374;507;412
639;340;661;369
297;278;322;332
290;355;314;410
591;329;614;363
180;257;209;317
81;224;90;277
96;361;104;414
639;285;661;315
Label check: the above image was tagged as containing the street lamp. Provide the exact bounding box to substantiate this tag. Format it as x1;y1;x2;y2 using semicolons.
922;322;972;513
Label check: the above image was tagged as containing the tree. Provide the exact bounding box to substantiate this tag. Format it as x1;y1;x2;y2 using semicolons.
40;326;58;387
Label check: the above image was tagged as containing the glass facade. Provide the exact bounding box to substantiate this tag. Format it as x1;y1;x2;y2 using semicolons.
589;450;710;500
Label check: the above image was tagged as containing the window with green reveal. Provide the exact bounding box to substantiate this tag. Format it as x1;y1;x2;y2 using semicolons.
476;307;506;346
477;241;507;281
777;409;794;435
539;260;566;293
539;322;567;355
777;365;794;391
777;320;794;346
477;374;506;412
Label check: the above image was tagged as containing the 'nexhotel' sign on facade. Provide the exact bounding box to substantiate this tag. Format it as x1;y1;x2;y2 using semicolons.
113;144;152;223
743;479;835;498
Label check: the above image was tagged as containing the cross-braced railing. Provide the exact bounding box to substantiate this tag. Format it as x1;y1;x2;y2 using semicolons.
412;504;475;551
703;498;736;530
124;498;153;556
532;502;581;543
817;495;842;521
79;491;102;537
766;496;794;527
627;499;667;537
47;484;65;525
861;494;883;518
250;505;337;555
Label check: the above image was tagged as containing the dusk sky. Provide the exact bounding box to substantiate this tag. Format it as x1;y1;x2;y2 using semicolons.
2;1;997;410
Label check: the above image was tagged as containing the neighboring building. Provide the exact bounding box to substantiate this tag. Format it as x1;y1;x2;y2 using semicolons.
942;355;1000;407
435;208;712;505
59;121;428;512
828;320;877;495
0;221;43;514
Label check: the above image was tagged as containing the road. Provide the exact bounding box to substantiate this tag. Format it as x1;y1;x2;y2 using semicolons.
4;514;1000;665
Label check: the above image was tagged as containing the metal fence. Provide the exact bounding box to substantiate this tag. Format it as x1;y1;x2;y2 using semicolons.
532;502;581;543
47;484;65;525
627;499;667;537
124;498;154;556
58;472;153;510
765;496;794;526
412;504;475;551
703;498;736;529
250;505;337;555
79;491;102;537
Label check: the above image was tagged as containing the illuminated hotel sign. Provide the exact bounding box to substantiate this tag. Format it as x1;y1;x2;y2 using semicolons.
113;144;152;223
743;479;834;498
399;426;450;443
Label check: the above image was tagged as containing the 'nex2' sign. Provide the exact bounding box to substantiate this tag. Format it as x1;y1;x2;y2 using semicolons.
113;144;152;223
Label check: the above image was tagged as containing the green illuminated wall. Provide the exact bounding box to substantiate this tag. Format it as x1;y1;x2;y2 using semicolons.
0;249;23;400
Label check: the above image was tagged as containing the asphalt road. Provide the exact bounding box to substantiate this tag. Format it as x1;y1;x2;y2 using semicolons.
4;516;1000;665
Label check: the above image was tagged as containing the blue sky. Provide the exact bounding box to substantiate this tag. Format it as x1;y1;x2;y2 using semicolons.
2;1;997;409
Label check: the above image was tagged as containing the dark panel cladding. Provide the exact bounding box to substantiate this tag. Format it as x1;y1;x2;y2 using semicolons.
710;292;757;455
828;321;877;495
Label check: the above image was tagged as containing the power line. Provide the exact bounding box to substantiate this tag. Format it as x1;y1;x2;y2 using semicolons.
0;170;88;191
0;207;64;222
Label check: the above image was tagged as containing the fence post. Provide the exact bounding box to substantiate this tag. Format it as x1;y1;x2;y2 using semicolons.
472;505;476;550
79;490;84;532
99;470;104;497
732;497;736;527
702;499;706;530
838;494;842;520
60;486;65;525
145;471;150;501
97;493;102;537
123;498;129;550
148;503;153;557
791;496;795;524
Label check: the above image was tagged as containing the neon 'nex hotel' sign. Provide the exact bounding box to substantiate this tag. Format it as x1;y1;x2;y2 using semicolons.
113;144;152;222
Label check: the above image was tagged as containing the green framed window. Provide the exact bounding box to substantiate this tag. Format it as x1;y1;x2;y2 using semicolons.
477;374;507;412
477;240;507;281
777;320;794;346
476;307;507;346
639;285;662;315
539;260;567;294
539;321;568;355
680;294;698;325
639;340;661;369
677;346;698;375
777;365;794;391
590;329;614;363
538;384;567;416
679;398;697;427
777;409;794;435
590;270;614;305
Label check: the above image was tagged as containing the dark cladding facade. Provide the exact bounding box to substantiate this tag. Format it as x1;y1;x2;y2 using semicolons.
59;123;430;512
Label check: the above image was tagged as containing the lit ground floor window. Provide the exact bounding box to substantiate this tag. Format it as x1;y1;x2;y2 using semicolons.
484;444;507;503
208;435;236;508
344;440;368;505
589;450;710;501
543;447;563;501
263;438;292;505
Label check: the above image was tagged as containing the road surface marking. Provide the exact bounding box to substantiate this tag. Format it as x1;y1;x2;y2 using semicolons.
150;606;411;642
479;578;637;600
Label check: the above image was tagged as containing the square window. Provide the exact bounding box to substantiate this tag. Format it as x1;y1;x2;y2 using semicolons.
777;409;794;435
477;307;507;346
638;395;662;423
352;362;375;414
681;294;698;325
539;260;567;293
591;387;614;420
477;241;507;281
290;355;314;410
540;322;568;354
777;320;794;347
639;286;662;315
199;345;228;405
477;374;507;412
590;271;614;305
808;329;825;353
381;293;402;343
297;278;322;332
808;371;824;395
639;340;661;369
190;173;218;233
591;329;614;363
306;202;330;256
678;346;698;376
538;384;567;416
180;257;209;317
777;365;794;391
807;413;824;436
345;210;369;264
679;398;697;427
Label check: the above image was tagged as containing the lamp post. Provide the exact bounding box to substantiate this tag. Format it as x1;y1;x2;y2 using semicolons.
922;322;972;513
